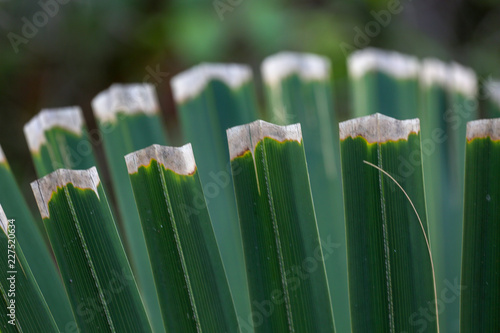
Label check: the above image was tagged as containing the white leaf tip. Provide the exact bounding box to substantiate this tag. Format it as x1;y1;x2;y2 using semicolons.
227;120;302;160
125;143;196;175
486;79;500;109
171;63;252;103
420;59;477;97
420;58;450;88
261;51;331;86
0;205;8;235
348;48;419;79
449;62;477;97
466;118;500;141
339;113;420;143
31;167;101;219
92;83;160;123
23;106;84;153
0;145;5;163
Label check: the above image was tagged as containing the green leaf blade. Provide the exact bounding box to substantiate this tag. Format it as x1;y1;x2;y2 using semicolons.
0;205;59;333
0;146;75;331
348;48;420;119
460;119;500;332
228;120;335;333
171;64;258;325
126;144;240;332
230;149;289;332
31;168;152;332
418;59;478;332
339;114;437;333
23;107;98;177
262;52;349;332
419;58;456;333
92;83;167;332
485;80;500;119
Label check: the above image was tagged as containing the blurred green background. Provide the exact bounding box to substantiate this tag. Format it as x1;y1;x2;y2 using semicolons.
1;0;499;208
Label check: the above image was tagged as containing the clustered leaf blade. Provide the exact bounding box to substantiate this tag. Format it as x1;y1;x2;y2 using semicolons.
31;167;152;332
126;144;240;332
170;63;258;323
23;107;98;177
261;52;349;332
339;114;437;332
228;120;335;333
347;48;420;119
92;83;167;332
460;119;500;332
0;145;74;331
0;205;59;333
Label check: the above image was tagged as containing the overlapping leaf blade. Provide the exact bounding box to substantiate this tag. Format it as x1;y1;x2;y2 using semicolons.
92;83;166;331
261;52;349;332
31;167;151;332
339;113;437;332
348;48;420;119
227;120;335;333
418;59;474;332
441;63;478;332
0;205;59;332
485;80;500;118
126;144;240;332
23;107;98;176
460;119;500;332
171;63;258;322
0;145;74;331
